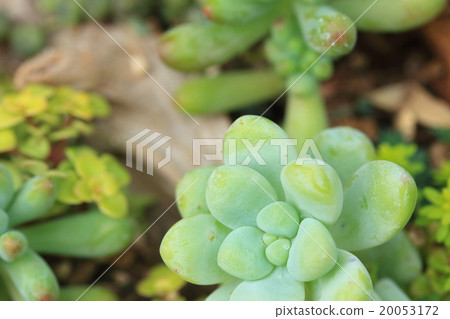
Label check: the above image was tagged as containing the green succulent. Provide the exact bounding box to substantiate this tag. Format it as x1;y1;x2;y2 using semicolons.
160;115;417;301
417;179;450;248
0;163;136;300
137;264;186;300
433;161;450;186
0;84;109;160
410;248;450;301
56;147;131;219
159;0;445;145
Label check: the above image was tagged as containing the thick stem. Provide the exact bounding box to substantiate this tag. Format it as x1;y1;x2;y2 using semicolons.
283;79;328;148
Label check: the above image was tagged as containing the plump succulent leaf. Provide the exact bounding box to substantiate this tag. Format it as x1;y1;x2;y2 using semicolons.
0;250;59;301
160;214;232;285
295;3;357;58
330;0;446;32
310;250;374;301
20;210;136;258
281;160;343;225
176;165;217;218
265;238;291;266
356;231;422;287
0;230;28;262
257;201;299;238
230;267;305;301
0;164;14;210
158;11;275;71
329;161;417;251
314;127;376;185
218;226;273;280
0;209;8;234
204;0;278;24
206;278;242;301
375;278;410;301
206;165;278;229
7;176;56;227
287;218;337;282
223;115;297;199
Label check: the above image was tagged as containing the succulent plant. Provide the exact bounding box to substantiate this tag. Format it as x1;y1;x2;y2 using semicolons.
137;264;186;300
55;147;131;218
0;163;136;300
159;0;445;145
0;84;109;159
160;115;417;301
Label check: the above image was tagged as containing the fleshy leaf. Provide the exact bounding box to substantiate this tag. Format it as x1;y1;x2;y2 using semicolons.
281;160;343;225
218;226;273;280
206;278;242;301
375;278;410;301
176;166;217;218
265;238;291;266
257;201;299;238
160;214;232;285
310;250;374;301
314;127;376;185
355;231;422;287
229;267;305;301
287;218;337;282
206;165;277;229
223;115;297;199
329;161;417;251
0;164;14;209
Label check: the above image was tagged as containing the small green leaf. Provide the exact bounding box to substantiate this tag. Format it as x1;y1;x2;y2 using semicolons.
0;129;16;152
97;193;128;219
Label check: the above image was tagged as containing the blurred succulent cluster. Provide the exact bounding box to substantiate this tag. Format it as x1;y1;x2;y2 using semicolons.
0;84;137;300
160;115;418;301
377;142;426;178
159;0;445;144
0;84;109;158
137;264;186;300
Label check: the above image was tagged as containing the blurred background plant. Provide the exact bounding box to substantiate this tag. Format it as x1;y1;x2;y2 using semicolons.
0;84;138;300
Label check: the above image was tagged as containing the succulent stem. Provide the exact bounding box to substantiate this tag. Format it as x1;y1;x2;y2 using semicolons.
283;77;328;147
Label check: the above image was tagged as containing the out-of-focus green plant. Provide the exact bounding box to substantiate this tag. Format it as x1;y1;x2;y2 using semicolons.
410;248;450;301
0;83;138;300
0;163;136;300
416;179;450;248
137;264;186;300
377;142;426;178
160;115;417;301
58;285;118;301
0;84;109;159
56;147;130;218
433;161;450;186
159;0;445;145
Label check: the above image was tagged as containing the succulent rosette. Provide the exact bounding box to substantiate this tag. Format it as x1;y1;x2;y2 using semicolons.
160;115;418;301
